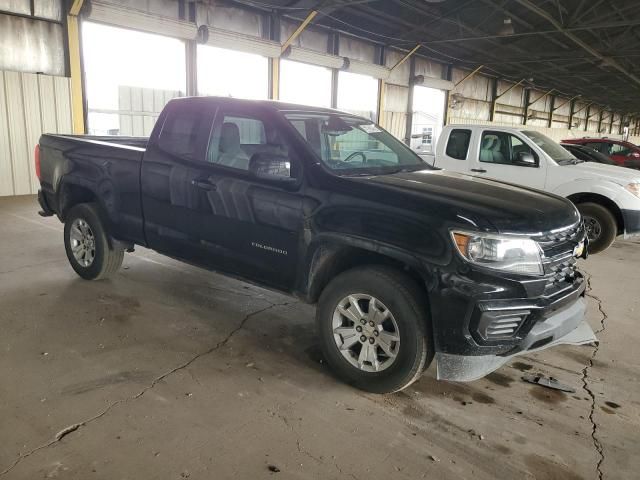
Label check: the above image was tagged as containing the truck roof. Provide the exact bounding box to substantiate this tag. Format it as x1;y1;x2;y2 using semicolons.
169;95;362;118
445;124;533;133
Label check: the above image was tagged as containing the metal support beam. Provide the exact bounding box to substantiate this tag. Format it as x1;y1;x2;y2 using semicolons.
281;10;317;54
446;65;483;125
609;112;614;134
67;0;85;134
376;46;386;126
269;13;281;100
185;41;197;96
443;65;453;125
390;44;421;73
489;77;498;122
454;65;484;88
528;88;555;107
405;56;416;145
568;99;576;129
523;89;531;125
574;102;592;116
495;79;524;100
329;32;339;109
598;111;604;133
552;95;581;113
492;79;524;121
548;95;555;128
515;0;640;90
584;104;591;131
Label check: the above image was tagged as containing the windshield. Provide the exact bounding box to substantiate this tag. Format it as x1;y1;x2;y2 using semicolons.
284;112;429;174
522;130;575;163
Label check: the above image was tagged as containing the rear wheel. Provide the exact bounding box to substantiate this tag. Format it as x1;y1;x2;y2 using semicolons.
64;203;124;280
317;266;432;394
577;202;617;254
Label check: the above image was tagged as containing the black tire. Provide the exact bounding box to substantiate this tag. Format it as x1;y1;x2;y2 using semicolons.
577;202;617;254
64;203;124;280
317;266;432;394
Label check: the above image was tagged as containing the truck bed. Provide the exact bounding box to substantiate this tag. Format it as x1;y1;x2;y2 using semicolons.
38;134;148;245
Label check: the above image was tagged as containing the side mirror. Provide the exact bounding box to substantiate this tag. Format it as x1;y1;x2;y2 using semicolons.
515;151;537;167
249;153;297;186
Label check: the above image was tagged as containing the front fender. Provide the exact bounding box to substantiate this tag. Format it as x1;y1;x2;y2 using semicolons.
298;233;443;303
552;179;640;211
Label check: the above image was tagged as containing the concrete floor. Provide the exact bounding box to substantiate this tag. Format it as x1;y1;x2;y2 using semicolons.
0;195;638;480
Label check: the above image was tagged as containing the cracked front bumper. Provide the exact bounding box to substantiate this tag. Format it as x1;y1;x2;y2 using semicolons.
435;297;596;381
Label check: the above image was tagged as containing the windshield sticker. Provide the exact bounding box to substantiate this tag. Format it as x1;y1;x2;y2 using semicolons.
360;124;382;134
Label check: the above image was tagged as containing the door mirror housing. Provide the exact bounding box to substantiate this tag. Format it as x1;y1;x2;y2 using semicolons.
249;153;297;186
514;151;537;167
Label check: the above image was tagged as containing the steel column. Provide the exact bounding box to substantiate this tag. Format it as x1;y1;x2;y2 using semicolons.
67;0;85;134
405;56;416;145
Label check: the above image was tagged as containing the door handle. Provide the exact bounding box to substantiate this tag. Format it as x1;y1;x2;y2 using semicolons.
191;179;217;191
471;168;487;173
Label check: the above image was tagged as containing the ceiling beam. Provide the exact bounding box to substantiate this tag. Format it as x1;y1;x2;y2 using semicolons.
515;0;640;90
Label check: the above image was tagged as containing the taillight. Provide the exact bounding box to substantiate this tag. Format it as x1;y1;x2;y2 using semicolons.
34;144;41;180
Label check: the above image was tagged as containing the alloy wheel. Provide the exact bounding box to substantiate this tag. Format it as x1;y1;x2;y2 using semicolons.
69;218;96;267
331;294;400;373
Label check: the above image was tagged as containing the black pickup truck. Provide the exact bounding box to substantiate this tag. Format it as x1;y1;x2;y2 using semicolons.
36;97;595;393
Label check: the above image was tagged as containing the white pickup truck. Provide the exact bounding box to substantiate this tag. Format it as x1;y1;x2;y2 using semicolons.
431;125;640;253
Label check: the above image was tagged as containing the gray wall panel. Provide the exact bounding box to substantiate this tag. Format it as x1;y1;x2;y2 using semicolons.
0;70;72;197
0;14;65;75
0;72;14;196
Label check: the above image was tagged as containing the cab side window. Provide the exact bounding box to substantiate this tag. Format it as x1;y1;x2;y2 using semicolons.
207;112;292;177
479;131;538;166
445;129;471;160
610;143;631;156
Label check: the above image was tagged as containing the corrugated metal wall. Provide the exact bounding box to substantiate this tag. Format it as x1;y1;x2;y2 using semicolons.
0;1;65;76
0;69;72;196
117;86;181;136
449;70;631;142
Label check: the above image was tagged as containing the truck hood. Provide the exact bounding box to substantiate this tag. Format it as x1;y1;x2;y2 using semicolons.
351;169;580;234
565;161;640;185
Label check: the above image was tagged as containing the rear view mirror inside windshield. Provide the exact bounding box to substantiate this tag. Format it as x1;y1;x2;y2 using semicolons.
322;115;353;136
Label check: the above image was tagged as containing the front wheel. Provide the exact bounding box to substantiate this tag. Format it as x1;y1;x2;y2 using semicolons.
577;202;617;254
64;203;124;280
317;266;432;394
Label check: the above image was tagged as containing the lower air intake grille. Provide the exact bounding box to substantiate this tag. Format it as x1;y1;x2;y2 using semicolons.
477;310;530;341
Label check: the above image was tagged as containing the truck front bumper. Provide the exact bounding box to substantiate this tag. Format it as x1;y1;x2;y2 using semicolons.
435;297;595;381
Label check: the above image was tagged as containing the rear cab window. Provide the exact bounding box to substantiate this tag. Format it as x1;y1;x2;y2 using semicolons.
445;129;472;160
157;102;213;161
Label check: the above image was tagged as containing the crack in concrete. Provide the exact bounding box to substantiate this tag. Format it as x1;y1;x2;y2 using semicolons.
276;402;357;480
0;301;290;477
581;272;607;480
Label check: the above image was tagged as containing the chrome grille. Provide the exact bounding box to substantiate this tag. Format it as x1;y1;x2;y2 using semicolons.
536;223;583;258
536;223;584;296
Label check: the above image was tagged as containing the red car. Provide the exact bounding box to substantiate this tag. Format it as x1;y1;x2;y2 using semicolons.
562;137;640;168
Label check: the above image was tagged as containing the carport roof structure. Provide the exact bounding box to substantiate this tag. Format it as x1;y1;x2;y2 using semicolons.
229;0;640;115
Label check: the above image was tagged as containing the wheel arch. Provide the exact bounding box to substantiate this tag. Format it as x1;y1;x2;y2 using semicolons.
57;181;121;249
302;237;432;306
567;192;624;234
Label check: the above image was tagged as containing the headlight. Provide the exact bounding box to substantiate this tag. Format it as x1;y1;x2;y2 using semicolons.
451;230;543;275
625;183;640;197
